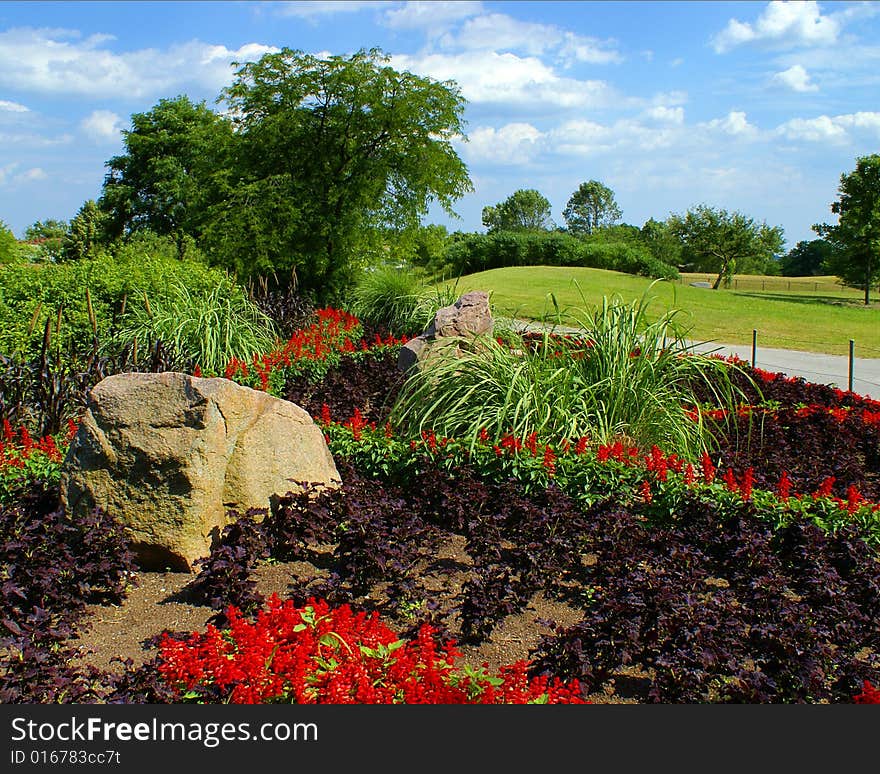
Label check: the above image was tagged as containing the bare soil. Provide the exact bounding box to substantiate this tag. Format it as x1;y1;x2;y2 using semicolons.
71;533;640;703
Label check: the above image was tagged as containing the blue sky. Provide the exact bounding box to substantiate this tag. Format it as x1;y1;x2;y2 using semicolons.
1;1;879;248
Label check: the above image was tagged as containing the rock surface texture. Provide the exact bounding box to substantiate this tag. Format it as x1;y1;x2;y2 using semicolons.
60;372;340;571
398;290;493;372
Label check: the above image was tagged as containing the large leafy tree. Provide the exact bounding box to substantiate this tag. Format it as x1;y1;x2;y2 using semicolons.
99;95;233;254
779;239;836;277
667;205;784;289
482;189;554;232
211;47;472;300
813;154;880;305
563;180;622;236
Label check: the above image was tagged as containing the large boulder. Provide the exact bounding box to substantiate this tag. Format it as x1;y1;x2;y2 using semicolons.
398;290;492;372
60;372;340;572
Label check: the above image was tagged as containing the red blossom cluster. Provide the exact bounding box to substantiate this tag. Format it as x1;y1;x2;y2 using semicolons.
331;412;880;518
157;596;586;705
222;308;407;390
853;681;880;703
0;420;65;470
692;403;880;428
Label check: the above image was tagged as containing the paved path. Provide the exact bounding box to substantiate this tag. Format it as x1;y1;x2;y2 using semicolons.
685;341;880;400
505;318;880;400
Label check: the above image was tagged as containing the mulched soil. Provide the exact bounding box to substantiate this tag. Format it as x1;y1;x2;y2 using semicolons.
72;532;637;703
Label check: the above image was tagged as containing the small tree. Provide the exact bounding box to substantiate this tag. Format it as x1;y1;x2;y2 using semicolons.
482;189;554;232
640;217;682;267
813;154;880;305
24;219;68;261
667;205;784;289
563;180;622;236
62;200;108;262
0;220;21;263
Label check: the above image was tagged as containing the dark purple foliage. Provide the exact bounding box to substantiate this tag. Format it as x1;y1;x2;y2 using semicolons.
0;483;135;703
528;494;880;703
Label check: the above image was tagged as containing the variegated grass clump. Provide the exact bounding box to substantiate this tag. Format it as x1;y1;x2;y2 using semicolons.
390;288;751;459
117;276;277;374
349;264;459;335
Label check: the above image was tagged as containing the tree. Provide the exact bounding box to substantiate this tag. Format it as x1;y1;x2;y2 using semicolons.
813;154;880;305
482;189;554;232
23;219;68;261
212;47;472;301
780;239;836;277
62;200;107;261
0;220;21;263
562;180;622;236
640;217;682;267
667;205;784;289
99;95;233;256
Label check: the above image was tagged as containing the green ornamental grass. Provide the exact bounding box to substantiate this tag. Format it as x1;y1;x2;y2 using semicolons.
117;277;277;375
349;264;459;335
390;288;752;458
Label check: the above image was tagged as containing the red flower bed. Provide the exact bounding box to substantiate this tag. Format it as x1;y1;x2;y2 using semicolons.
157;596;586;704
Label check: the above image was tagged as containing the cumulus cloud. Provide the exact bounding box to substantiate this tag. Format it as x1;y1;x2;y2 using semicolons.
0;163;48;187
438;12;622;65
383;1;483;30
712;1;840;53
462;123;543;164
644;105;685;124
0;27;278;98
391;50;617;109
80;110;124;142
775;111;880;142
0;99;29;113
700;111;760;138
772;64;819;92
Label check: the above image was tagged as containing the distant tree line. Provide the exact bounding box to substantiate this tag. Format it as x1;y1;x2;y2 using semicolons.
3;45;877;303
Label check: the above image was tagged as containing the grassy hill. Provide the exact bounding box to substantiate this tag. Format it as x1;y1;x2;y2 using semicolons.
442;266;880;357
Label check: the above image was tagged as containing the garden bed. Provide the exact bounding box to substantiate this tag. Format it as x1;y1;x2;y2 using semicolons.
2;309;879;704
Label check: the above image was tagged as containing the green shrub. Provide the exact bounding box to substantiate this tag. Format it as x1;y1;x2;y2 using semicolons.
390;289;748;458
348;265;461;335
116;276;277;374
435;230;678;280
0;221;23;265
0;232;228;361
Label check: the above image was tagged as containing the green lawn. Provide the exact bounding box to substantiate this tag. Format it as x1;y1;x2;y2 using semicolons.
443;266;880;357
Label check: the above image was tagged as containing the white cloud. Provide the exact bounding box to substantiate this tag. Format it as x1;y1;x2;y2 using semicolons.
276;1;389;19
438;12;622;65
462;123;543;164
0;163;48;187
713;1;840;53
383;1;483;30
0;27;278;98
701;111;759;138
772;64;819;92
0;131;73;147
16;167;47;183
391;50;617;109
0;99;29;113
644;106;685;124
776;111;880;142
80;110;123;142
